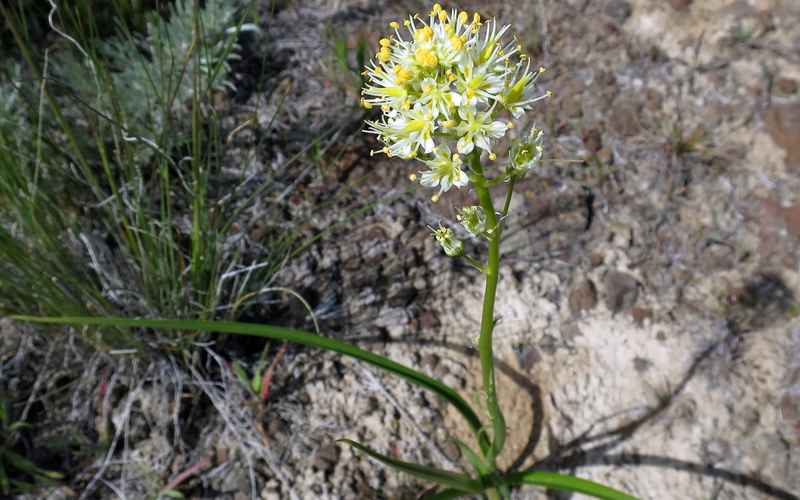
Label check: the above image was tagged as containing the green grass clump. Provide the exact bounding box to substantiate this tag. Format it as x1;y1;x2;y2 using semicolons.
0;0;290;352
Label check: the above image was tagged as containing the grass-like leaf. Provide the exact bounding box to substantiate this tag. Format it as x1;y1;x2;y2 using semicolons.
503;470;638;500
337;439;482;493
422;470;638;500
11;315;488;451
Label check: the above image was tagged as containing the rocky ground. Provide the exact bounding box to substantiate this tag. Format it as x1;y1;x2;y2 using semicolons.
5;0;800;498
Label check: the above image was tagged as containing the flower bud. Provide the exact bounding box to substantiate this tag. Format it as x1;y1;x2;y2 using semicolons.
507;125;544;178
431;225;464;257
457;206;487;237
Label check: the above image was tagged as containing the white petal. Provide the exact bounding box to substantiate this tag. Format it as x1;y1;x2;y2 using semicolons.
457;104;473;120
422;136;436;153
488;121;508;138
475;134;491;152
454;169;469;187
420;171;438;187
391;139;412;158
441;176;452;192
457;137;474;155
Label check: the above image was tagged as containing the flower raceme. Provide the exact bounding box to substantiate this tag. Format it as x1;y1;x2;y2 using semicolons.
362;3;550;196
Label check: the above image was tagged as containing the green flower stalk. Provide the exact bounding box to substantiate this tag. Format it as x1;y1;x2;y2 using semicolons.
361;1;551;470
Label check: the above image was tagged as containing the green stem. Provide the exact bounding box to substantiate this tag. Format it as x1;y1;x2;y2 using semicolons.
501;179;515;217
470;153;507;467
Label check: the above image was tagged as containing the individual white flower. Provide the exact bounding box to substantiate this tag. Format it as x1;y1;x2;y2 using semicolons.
502;61;550;118
473;18;514;68
365;103;437;158
361;62;412;110
457;205;487;237
431;224;463;257
416;77;452;119
453;105;508;155
450;56;506;108
419;145;468;193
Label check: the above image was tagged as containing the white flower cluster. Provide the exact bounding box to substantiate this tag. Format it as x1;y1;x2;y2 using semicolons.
362;3;549;195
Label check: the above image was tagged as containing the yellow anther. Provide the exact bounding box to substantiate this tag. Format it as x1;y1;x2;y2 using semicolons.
361;98;373;109
379;38;391;47
538;66;546;73
381;104;390;113
546;90;554;97
404;19;411;27
472;12;481;25
378;49;391;63
396;67;413;83
438;10;448;22
466;88;476;98
409;173;417;182
489;152;497;161
450;35;464;50
507;122;514;129
414;47;438;68
458;11;468;24
419;26;434;40
432;3;442;14
431;193;440;203
389;21;399;29
452;153;461;162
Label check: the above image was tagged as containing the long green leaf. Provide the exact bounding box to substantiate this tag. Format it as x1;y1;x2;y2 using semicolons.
453;438;490;477
11;316;488;453
503;471;638;500
426;470;637;500
338;439;482;493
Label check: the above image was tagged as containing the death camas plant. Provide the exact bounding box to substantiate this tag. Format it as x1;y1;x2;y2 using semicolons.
13;3;636;499
353;4;635;499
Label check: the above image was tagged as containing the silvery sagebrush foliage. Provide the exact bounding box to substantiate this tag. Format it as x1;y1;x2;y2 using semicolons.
54;0;257;161
361;3;548;251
